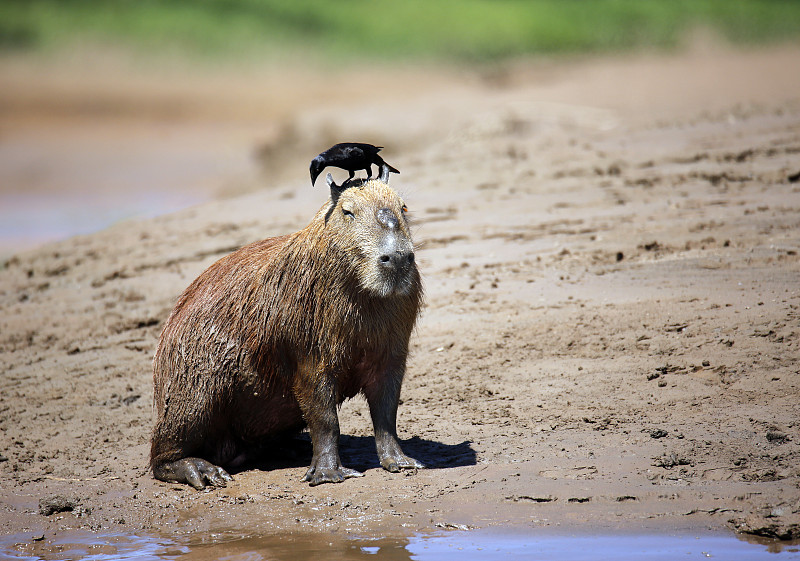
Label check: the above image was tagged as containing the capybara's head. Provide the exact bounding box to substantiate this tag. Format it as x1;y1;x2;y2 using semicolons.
326;179;417;298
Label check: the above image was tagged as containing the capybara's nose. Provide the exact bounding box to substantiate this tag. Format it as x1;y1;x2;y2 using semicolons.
379;250;414;270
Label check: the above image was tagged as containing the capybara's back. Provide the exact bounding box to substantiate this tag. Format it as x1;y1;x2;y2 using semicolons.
151;177;424;488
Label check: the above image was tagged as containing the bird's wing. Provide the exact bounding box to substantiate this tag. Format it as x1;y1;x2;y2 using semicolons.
353;143;383;156
342;145;366;160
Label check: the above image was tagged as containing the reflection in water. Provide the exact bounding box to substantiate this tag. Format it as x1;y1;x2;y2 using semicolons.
1;529;799;560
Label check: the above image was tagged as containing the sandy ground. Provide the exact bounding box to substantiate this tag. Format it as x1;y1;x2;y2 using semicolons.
1;42;800;553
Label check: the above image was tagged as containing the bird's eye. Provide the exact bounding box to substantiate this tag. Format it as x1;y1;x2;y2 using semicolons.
401;205;408;213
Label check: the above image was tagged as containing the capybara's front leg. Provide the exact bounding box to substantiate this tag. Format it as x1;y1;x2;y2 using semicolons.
294;365;363;486
365;365;425;473
153;457;232;490
301;427;364;486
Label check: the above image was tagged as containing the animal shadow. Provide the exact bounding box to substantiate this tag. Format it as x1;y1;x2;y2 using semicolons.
236;434;476;475
341;435;477;472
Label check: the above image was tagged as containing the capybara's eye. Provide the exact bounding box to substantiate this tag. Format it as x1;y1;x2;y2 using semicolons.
343;208;354;218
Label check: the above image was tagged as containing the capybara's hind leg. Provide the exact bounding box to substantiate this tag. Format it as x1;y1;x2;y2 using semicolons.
153;457;232;490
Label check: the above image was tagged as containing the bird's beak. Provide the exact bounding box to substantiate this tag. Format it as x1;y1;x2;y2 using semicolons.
310;168;319;186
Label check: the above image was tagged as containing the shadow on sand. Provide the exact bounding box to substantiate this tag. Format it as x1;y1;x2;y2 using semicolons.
232;434;477;476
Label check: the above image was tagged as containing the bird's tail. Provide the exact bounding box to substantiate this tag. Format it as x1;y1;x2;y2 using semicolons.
384;162;400;174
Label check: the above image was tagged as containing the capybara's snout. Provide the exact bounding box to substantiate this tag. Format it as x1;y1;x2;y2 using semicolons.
374;206;415;296
378;247;415;271
376;206;414;270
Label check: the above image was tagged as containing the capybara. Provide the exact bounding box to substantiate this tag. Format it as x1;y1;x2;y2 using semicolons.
150;171;424;489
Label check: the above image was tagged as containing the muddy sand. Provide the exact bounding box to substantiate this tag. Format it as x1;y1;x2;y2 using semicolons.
1;43;800;551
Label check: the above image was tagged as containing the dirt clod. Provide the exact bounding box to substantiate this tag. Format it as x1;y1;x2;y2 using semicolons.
766;431;789;444
654;453;692;469
38;496;79;516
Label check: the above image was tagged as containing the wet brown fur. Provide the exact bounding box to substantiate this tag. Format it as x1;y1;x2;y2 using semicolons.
150;179;422;487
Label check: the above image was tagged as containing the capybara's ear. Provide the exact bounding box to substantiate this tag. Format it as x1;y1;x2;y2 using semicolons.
380;164;391;184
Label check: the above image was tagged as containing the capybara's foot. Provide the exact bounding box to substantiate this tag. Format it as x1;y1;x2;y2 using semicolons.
380;453;425;473
154;457;232;490
302;465;364;486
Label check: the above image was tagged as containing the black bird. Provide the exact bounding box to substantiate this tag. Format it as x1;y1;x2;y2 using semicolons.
310;143;399;186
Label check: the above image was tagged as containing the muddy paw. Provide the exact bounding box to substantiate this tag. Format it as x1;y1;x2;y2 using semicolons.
381;454;425;473
161;457;232;490
302;466;364;486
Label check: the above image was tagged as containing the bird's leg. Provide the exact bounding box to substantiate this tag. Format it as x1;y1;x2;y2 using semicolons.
348;170;356;181
365;166;373;179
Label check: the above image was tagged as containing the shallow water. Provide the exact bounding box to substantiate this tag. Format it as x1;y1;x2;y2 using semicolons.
0;190;202;257
2;529;799;561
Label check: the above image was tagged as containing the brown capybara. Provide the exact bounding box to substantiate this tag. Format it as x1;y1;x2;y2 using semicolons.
150;170;424;489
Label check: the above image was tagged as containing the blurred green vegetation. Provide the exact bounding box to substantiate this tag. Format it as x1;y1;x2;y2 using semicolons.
2;0;799;62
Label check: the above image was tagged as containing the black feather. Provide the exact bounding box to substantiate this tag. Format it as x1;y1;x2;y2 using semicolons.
310;142;400;185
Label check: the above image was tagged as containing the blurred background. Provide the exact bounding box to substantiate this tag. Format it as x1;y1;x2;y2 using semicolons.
2;0;800;256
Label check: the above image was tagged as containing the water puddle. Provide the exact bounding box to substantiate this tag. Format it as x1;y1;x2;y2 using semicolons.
2;529;799;560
